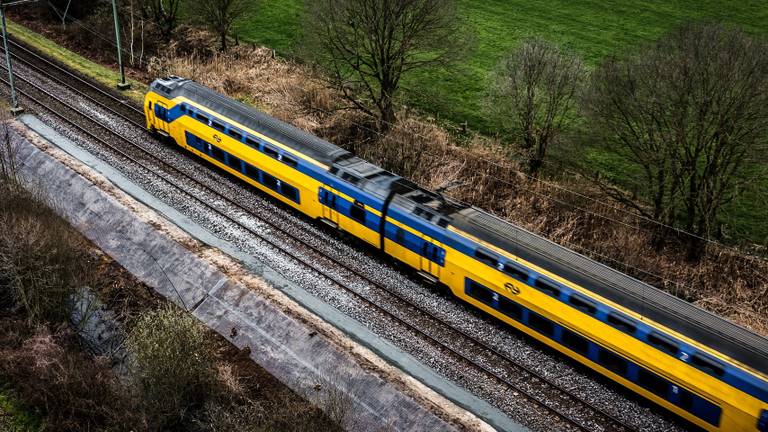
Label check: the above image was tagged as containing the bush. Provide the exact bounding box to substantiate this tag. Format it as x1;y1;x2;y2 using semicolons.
126;306;215;429
0;323;138;431
0;124;92;324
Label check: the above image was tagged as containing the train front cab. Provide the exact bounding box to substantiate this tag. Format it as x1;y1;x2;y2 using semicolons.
145;92;332;220
145;91;172;137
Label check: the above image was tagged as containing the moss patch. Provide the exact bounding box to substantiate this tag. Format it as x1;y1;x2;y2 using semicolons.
0;386;42;432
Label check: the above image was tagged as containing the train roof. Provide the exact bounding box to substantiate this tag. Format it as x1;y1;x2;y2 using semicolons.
150;77;349;165
451;207;768;375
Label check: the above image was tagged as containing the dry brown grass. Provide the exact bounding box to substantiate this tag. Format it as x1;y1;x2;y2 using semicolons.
150;42;768;335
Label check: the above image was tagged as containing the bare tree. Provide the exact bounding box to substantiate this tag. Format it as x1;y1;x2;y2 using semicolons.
585;23;768;260
126;0;148;68
488;39;585;175
138;0;183;42
304;0;466;130
189;0;251;52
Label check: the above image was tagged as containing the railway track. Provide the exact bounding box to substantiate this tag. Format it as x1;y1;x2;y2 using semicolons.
1;38;640;432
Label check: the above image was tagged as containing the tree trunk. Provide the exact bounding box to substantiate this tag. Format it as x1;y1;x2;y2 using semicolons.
378;101;396;132
528;157;543;177
685;236;704;262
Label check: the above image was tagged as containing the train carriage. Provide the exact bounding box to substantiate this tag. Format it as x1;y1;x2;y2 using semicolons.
145;76;768;431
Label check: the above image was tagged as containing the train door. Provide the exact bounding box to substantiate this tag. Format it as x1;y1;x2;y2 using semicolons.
319;186;340;228
146;100;156;127
419;237;444;282
153;101;171;136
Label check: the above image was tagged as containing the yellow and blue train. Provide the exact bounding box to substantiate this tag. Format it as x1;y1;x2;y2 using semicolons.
145;76;768;431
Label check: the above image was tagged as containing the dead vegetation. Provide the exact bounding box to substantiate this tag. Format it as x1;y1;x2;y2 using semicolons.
150;43;768;335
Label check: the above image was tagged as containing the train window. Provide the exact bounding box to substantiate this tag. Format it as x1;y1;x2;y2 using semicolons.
671;386;722;426
527;312;554;337
690;353;724;377
395;228;405;244
245;136;259;148
210;145;226;163
244;162;259;180
350;202;366;224
606;312;637;335
568;294;597;315
686;388;721;426
534;278;560;298
281;155;298;168
154;105;169;121
675;387;694;410
561;328;589;355
226;154;242;170
185;132;204;152
212;120;226;132
474;249;498;268
263;145;279;159
498;297;522;320
437;218;450;228
466;280;494;306
341;172;362;185
179;104;186;113
502;263;528;281
637;368;669;397
647;332;678;355
147;101;152;110
281;183;300;203
598;349;628;375
262;172;279;191
196;113;209;123
229;129;243;141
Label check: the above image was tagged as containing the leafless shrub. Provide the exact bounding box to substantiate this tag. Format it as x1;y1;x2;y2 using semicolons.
137;0;184;42
126;306;216;429
0;125;93;324
488;38;586;175
187;0;252;52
